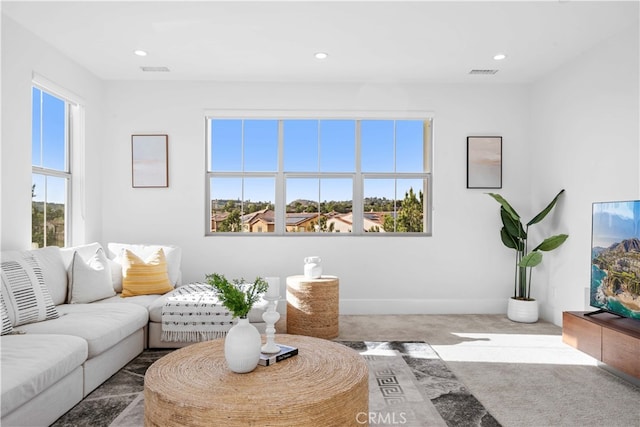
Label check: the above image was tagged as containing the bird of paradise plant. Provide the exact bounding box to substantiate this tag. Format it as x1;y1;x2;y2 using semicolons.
488;189;569;300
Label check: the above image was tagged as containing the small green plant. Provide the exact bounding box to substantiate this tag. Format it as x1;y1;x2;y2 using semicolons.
488;189;569;300
205;273;268;318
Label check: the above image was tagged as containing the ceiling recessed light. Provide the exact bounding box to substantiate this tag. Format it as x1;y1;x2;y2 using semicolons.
134;50;148;57
469;69;499;75
140;66;170;72
314;52;328;60
493;53;507;61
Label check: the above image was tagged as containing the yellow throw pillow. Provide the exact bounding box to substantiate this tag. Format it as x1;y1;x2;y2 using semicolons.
121;248;174;297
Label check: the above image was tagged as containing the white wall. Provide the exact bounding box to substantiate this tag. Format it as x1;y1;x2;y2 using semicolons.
530;23;640;324
1;15;105;250
101;81;532;314
9;13;636;323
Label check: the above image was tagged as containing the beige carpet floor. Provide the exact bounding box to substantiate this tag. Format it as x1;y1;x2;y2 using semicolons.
338;314;640;427
53;339;500;427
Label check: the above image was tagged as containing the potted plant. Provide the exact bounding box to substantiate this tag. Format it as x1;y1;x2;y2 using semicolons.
488;189;569;322
205;273;268;373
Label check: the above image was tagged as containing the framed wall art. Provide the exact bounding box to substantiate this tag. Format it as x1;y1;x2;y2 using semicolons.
131;134;168;188
467;136;502;189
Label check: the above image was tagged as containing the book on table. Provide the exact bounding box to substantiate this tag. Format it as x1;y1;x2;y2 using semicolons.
258;344;298;366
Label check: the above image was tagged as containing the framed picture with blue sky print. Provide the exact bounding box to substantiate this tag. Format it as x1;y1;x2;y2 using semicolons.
466;136;502;189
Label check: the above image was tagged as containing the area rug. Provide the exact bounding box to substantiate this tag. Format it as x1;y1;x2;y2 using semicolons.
52;341;500;427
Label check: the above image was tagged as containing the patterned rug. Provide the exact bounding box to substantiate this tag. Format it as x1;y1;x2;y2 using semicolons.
52;341;500;427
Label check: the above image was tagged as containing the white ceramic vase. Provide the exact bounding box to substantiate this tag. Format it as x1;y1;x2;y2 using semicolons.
304;256;322;279
507;298;539;323
224;317;261;373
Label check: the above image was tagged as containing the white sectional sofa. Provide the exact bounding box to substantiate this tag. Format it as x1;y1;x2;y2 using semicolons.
0;242;266;427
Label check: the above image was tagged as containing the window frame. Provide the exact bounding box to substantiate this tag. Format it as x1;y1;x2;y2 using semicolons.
31;75;83;248
205;110;433;236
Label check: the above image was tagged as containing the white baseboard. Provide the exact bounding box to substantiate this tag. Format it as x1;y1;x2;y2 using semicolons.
339;298;508;315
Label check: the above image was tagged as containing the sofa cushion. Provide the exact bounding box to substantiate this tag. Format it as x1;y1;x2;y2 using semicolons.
67;249;115;304
1;250;59;326
60;242;102;269
99;293;162;310
1;334;87;416
121;249;174;297
108;243;182;291
14;303;148;358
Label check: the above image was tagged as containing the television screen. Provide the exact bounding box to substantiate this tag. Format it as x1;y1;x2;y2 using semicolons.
591;200;640;319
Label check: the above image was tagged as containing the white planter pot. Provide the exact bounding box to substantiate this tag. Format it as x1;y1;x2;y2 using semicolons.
224;317;261;373
507;298;539;323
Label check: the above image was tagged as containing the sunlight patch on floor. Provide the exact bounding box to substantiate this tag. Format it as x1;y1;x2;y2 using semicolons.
431;333;599;366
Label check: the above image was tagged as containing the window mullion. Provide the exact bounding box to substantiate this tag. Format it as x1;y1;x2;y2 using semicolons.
241;120;245;216
205;120;212;235
39;90;44;168
65;102;72;246
65;103;70;173
205;172;212;235
394;179;398;232
352;120;363;235
275;120;285;234
393;120;398;233
42;176;48;247
316;120;321;230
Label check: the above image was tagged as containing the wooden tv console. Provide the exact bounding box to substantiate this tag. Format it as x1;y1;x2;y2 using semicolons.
562;311;640;381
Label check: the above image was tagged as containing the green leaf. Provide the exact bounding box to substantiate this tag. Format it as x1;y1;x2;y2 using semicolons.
519;251;543;268
532;234;569;252
527;189;565;227
488;193;520;221
205;273;267;318
500;207;526;242
500;227;519;250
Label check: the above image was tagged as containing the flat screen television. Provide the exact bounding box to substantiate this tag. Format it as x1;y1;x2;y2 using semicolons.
591;200;640;319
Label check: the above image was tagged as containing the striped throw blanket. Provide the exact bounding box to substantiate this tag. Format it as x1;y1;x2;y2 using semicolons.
161;283;234;342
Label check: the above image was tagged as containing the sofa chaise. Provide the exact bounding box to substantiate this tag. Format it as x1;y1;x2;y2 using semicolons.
1;242;267;426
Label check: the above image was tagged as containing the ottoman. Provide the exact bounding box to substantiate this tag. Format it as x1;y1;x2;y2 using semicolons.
286;275;339;339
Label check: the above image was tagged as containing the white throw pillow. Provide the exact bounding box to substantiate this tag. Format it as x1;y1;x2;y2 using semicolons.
30;246;67;306
1;293;13;335
1;250;59;326
67;248;116;304
108;258;123;291
60;242;103;270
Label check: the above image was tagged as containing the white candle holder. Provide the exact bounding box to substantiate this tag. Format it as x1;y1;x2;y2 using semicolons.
261;295;281;353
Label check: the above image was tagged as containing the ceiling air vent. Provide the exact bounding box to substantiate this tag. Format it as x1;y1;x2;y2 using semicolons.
469;69;499;75
140;66;171;72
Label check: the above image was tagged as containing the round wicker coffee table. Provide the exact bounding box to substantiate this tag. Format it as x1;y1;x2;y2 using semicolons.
144;334;368;427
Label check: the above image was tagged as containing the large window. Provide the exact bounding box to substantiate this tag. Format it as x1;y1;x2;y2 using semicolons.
31;86;71;247
206;114;432;235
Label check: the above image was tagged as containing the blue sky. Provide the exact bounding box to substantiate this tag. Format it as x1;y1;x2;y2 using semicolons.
592;200;640;247
209;119;425;203
31;87;67;204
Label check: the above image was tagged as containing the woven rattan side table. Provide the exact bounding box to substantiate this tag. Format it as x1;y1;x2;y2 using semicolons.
144;334;368;427
286;275;339;339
